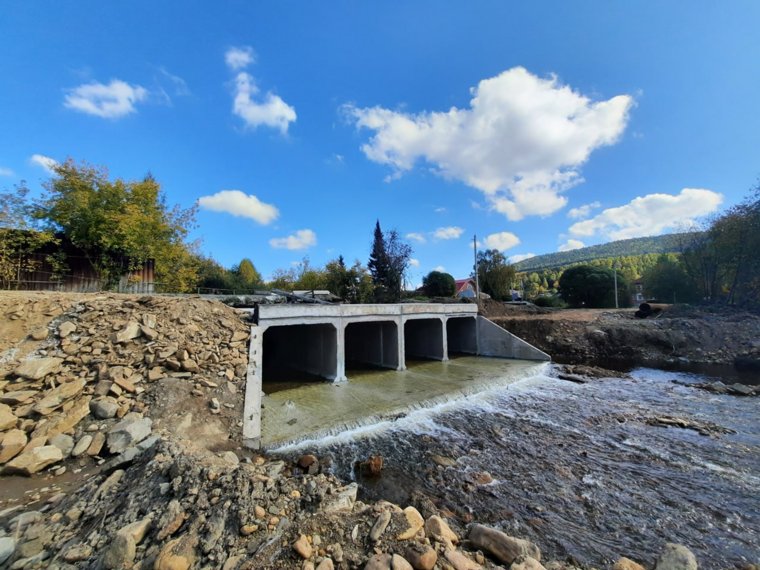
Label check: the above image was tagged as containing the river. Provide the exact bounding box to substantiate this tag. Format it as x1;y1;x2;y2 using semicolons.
271;358;760;569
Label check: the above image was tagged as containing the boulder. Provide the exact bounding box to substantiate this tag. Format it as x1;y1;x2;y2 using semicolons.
293;534;312;559
444;549;483;570
397;506;424;540
102;531;136;570
14;357;63;380
113;322;142;344
0;390;37;405
0;429;28;463
369;511;391;542
32;396;91;439
425;515;458;544
71;434;93;457
33;378;86;415
91;397;120;419
154;534;197;570
0;403;18;431
468;524;541;564
2;445;63;476
58;321;77;338
404;545;437;570
0;537;16;566
49;433;75;457
654;543;698;570
391;554;413;570
510;555;546;570
321;483;358;513
107;416;153;454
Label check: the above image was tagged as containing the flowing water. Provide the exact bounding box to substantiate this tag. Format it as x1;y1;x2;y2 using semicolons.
270;358;760;569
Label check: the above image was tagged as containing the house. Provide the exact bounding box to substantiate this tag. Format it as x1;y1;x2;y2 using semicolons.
455;278;477;298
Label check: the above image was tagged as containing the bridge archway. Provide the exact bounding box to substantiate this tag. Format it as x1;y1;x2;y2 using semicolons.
404;318;444;361
446;316;477;355
262;323;338;385
345;321;399;371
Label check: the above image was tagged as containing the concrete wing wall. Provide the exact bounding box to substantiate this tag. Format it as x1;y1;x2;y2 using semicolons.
476;316;551;361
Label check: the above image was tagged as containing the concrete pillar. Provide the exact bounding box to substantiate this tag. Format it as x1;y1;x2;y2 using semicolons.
243;325;264;449
440;316;449;361
397;315;406;370
336;322;346;382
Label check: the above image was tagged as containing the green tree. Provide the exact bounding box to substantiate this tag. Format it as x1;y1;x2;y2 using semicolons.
34;160;198;291
642;255;699;303
477;249;515;301
367;221;412;302
422;271;456;297
237;258;262;288
559;265;629;308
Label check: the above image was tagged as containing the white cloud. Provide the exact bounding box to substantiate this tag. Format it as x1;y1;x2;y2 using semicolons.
346;67;632;221
409;258;420;267
433;265;446;272
64;79;148;118
558;239;585;252
569;188;723;240
567;201;601;220
225;46;255;70
198;190;279;225
509;253;536;264
30;154;59;175
406;232;426;244
483;231;521;251
157;67;190;97
434;207;447;213
433;226;464;240
232;72;296;134
269;229;317;250
0;167;13;177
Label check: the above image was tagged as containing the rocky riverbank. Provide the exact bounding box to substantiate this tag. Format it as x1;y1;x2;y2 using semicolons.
0;293;749;569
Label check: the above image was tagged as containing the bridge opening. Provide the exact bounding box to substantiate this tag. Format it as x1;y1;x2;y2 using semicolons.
447;316;477;355
345;321;399;371
262;324;337;390
404;318;444;361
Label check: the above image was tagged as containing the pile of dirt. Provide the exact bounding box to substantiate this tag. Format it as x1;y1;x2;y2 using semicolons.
483;303;760;368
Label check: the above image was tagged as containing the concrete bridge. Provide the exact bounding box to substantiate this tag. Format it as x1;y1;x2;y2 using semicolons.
242;303;549;448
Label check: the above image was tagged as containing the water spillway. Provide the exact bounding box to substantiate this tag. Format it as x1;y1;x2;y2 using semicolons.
242;303;549;448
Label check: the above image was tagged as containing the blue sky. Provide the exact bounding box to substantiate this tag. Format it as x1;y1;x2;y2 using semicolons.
2;2;759;284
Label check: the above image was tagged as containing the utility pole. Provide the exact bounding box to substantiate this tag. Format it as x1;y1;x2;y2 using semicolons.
473;235;479;300
613;264;619;309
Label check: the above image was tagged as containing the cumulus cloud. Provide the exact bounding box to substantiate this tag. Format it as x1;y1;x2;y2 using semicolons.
64;79;148;118
346;67;633;221
198;190;279;225
433;265;446;273
509;253;536;264
558;239;585;252
30;154;59;174
409;258;420;267
225;46;255;70
483;231;521;251
0;167;14;177
567;201;601;220
433;226;464;240
406;232;426;244
269;229;317;250
569;188;723;240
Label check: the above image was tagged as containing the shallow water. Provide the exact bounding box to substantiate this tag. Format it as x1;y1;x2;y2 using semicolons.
272;360;760;569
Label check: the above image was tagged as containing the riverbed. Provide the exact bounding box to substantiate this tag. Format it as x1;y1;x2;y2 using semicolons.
274;359;760;568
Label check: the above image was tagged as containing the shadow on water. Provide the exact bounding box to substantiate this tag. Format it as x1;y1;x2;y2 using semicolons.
271;361;760;569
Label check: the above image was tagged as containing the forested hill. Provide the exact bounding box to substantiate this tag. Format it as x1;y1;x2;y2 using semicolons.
514;233;696;272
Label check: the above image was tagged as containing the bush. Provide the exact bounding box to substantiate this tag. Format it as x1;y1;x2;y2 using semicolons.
533;295;566;308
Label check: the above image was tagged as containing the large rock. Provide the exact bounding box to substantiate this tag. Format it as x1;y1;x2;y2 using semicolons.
0;403;18;431
0;537;16;565
33;378;86;415
0;390;37;405
369;511;391;542
90;397;120;419
49;433;75;457
107;416;153;454
510;555;546;570
405;545;437;570
425;515;458;544
102;530;136;569
32;396;91;439
444;549;483;570
58;321;77;338
154;534;197;570
613;557;647;570
321;482;358;512
0;429;28;463
14;357;63;380
468;524;541;565
2;445;63;476
655;543;698;570
365;553;392;570
71;434;93;457
113;322;142;344
397;506;424;540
